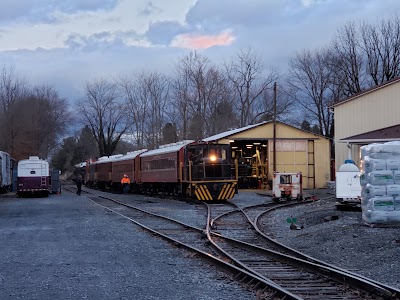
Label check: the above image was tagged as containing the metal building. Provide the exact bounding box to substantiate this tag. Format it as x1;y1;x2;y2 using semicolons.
203;121;331;189
331;78;400;171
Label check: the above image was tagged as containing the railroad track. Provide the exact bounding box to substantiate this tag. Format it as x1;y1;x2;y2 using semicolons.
62;184;301;299
62;183;399;299
207;201;400;299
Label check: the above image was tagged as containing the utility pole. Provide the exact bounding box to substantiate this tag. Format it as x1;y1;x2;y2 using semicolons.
273;82;277;173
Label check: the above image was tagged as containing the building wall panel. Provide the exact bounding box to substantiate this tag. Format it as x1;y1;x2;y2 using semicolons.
334;81;400;169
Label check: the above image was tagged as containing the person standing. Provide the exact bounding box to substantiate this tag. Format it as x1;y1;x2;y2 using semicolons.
76;174;83;195
121;174;131;194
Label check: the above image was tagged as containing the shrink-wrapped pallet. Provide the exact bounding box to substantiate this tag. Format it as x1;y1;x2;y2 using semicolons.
394;171;400;184
361;141;400;226
395;197;400;211
362;157;386;173
361;184;386;206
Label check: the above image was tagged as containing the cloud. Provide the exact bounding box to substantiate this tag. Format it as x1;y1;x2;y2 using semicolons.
138;2;163;16
300;0;326;7
3;0;400;104
64;30;146;51
0;0;196;51
0;0;118;24
146;21;186;45
186;0;284;28
170;30;235;49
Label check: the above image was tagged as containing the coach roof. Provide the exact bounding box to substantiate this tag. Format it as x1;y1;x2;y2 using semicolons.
140;140;195;157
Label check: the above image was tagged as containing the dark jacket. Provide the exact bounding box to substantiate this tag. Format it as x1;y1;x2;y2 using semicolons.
76;176;83;186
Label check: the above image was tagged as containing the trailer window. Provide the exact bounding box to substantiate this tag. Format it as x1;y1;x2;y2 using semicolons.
280;175;292;184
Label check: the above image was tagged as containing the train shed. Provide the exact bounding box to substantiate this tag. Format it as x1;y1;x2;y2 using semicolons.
203;121;331;189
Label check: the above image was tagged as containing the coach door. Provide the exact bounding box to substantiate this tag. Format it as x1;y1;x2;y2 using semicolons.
41;163;47;186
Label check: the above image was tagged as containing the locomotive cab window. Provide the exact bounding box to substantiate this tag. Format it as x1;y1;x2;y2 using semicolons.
186;144;234;180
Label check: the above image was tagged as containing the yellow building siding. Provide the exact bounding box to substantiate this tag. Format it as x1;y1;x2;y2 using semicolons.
334;80;400;170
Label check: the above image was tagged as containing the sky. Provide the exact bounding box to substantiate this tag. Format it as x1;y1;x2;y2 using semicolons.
0;0;399;102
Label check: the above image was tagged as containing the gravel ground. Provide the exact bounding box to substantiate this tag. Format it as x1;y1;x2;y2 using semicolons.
12;185;397;299
257;189;400;290
0;192;256;300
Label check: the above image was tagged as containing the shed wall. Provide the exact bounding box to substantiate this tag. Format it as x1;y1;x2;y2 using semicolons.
334;81;400;169
215;122;330;189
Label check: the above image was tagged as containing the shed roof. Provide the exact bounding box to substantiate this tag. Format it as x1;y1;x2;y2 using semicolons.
330;77;400;108
340;124;400;144
203;120;327;142
203;121;269;142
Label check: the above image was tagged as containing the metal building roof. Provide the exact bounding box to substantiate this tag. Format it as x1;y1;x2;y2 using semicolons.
330;77;400;108
340;124;400;143
203;121;269;142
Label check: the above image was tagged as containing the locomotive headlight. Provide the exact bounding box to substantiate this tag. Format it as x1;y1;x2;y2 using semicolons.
209;154;217;162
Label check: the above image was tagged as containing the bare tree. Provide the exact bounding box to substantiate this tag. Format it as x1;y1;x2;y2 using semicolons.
174;51;220;140
0;65;28;156
162;122;178;144
118;71;169;149
51;126;99;172
288;48;334;138
225;48;278;127
258;84;293;123
77;79;129;156
117;74;148;148
170;66;192;140
360;16;400;85
203;67;237;135
141;72;169;149
33;86;71;156
76;125;99;161
330;22;366;96
2;85;71;160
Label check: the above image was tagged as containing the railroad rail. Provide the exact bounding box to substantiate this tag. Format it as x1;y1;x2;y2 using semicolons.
206;201;400;299
63;183;399;299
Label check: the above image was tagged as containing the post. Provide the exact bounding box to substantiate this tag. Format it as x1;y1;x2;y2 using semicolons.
273;82;277;173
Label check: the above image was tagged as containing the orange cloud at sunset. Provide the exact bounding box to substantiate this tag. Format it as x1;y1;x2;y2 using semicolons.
171;30;235;49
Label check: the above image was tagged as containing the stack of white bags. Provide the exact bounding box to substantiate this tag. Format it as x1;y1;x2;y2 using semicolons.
360;141;400;225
